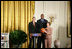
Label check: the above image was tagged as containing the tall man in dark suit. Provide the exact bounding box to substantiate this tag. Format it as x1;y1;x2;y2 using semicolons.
37;14;48;48
28;17;37;48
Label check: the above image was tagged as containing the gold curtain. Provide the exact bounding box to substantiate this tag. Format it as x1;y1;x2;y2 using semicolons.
1;1;35;48
67;1;71;37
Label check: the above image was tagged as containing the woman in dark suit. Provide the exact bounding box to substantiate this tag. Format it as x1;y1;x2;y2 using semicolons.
28;17;37;48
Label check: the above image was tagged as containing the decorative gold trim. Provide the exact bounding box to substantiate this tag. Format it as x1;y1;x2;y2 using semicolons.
67;1;71;37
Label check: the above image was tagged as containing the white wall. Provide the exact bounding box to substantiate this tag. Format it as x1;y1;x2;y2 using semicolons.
35;1;71;48
58;1;71;48
34;1;44;21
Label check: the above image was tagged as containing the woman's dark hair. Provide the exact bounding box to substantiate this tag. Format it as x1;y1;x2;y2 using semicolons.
47;21;51;26
32;17;35;19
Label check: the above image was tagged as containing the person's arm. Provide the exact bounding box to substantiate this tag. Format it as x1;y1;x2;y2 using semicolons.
47;27;52;35
37;20;41;33
36;22;38;33
47;32;51;35
45;19;48;22
50;27;52;34
28;23;32;38
28;23;31;33
44;31;47;34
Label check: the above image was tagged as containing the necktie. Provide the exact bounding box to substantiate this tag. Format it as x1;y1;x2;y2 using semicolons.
41;19;44;23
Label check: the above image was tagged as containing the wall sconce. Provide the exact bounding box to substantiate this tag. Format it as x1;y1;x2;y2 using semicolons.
48;14;56;25
49;16;54;24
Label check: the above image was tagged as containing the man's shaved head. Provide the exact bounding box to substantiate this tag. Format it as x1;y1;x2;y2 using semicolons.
41;14;44;19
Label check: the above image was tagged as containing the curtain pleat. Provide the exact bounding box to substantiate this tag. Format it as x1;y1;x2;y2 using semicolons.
1;1;35;48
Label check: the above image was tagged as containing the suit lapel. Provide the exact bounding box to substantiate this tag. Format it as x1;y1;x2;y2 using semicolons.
32;22;35;28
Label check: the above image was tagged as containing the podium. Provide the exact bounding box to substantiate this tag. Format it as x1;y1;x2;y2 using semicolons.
30;33;41;48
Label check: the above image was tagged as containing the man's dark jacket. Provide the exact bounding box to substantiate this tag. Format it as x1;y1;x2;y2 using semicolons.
28;21;37;34
37;19;48;33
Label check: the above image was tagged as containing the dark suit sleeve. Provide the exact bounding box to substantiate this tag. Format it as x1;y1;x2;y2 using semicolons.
43;19;48;28
45;19;48;23
36;22;39;33
37;20;42;33
28;23;31;34
37;20;39;33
